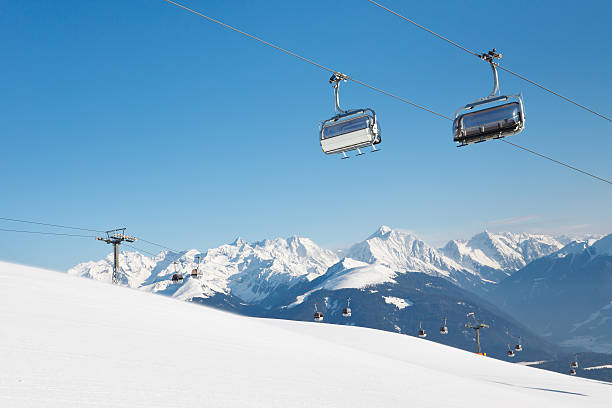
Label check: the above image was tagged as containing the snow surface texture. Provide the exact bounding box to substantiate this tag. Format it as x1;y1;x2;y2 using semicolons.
2;261;611;408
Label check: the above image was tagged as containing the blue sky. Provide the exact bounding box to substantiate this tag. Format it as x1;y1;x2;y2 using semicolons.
1;0;611;270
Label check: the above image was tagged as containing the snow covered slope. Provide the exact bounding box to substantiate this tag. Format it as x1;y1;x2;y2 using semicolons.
2;261;611;407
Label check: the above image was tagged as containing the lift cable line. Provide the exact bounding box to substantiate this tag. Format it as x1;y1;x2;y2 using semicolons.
366;0;612;124
124;243;159;258
0;227;96;238
0;216;104;233
134;236;180;253
162;0;611;186
163;0;450;119
499;139;612;185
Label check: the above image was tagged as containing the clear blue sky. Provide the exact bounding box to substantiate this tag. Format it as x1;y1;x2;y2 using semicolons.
1;0;611;270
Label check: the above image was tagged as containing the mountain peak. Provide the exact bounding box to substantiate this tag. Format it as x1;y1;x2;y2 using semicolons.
232;237;247;246
372;225;392;237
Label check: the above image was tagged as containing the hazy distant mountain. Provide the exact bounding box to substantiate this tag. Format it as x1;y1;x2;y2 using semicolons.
487;234;612;353
440;232;565;282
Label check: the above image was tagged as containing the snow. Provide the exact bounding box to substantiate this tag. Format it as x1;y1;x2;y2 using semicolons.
382;296;413;309
69;235;339;304
442;231;565;273
584;365;612;371
2;261;612;407
319;259;397;290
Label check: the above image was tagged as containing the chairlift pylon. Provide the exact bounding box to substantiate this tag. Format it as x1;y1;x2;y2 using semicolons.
342;297;352;317
320;73;381;158
453;49;525;147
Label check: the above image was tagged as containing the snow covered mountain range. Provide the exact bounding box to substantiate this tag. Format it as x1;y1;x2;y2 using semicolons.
68;226;573;303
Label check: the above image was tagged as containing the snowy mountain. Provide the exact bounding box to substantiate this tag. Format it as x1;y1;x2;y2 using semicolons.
68;236;339;303
441;231;566;281
4;260;612;407
487;234;612;353
344;226;493;292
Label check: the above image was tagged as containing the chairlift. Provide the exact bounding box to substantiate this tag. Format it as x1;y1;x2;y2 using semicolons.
191;255;203;278
439;317;448;335
506;344;515;357
320;73;381;158
342;297;352;317
569;369;577;376
514;336;523;352
313;303;324;322
418;321;427;338
571;355;579;368
171;261;183;283
453;49;525;147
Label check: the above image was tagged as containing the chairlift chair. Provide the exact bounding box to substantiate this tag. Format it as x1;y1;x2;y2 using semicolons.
571;355;579;368
506;344;515;357
569;369;577;376
418;322;427;338
313;303;324;322
320;73;381;158
342;297;352;317
191;255;203;278
439;317;448;335
514;337;523;352
171;261;183;283
453;49;525;147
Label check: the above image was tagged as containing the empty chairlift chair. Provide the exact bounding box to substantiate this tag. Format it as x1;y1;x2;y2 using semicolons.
320;73;381;159
342;297;352;317
571;355;579;369
514;337;523;352
439;317;449;335
313;303;324;322
171;261;183;283
454;49;525;147
418;322;427;338
191;255;203;278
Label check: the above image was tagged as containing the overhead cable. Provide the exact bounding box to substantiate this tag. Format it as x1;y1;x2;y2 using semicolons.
0;216;104;233
162;0;610;185
366;0;612;123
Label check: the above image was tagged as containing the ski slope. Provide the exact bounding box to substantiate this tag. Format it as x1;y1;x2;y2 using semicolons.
1;261;610;407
